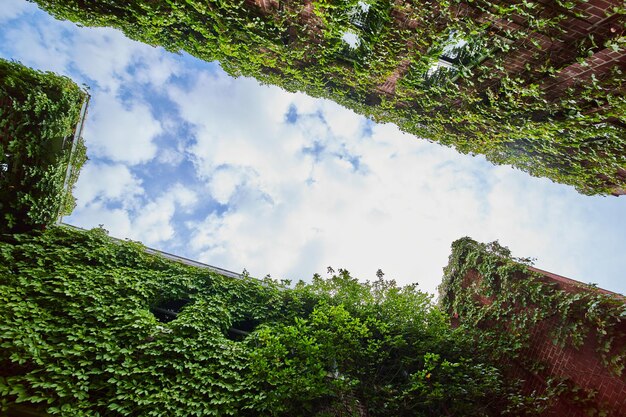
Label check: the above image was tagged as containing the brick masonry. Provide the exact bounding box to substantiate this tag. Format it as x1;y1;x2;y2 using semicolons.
464;0;626;100
463;266;626;416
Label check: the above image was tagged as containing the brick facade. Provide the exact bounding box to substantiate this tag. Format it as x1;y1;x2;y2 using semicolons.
460;266;626;416
33;0;626;194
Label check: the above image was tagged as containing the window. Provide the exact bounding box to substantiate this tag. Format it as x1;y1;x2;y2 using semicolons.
347;1;371;29
226;317;259;341
150;298;191;323
425;31;488;84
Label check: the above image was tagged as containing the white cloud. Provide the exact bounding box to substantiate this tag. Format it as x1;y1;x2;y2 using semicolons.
69;27;181;92
157;148;185;166
178;85;626;295
70;27;146;92
133;53;182;88
72;161;144;208
68;202;133;238
1;9;180;93
289;91;321;114
2;19;71;75
321;101;366;139
0;0;33;24
85;93;162;164
131;184;197;245
475;166;595;281
177;89;495;290
208;166;252;205
69;183;198;247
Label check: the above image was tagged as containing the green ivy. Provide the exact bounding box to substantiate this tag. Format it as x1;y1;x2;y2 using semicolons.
438;237;626;414
29;0;626;195
1;226;531;416
0;59;88;233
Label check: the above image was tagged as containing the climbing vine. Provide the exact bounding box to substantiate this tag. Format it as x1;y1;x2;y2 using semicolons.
0;59;88;233
30;0;626;194
438;237;626;414
1;226;533;416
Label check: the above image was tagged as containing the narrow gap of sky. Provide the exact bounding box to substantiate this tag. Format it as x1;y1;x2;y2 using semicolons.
1;0;625;295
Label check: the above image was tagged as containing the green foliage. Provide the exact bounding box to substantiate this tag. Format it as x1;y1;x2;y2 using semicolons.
60;135;88;216
1;226;524;416
438;237;626;413
30;0;626;194
0;59;88;233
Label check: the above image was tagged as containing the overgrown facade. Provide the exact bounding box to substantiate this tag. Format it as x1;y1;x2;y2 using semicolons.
3;228;625;416
2;226;523;417
32;0;626;194
2;13;625;416
0;59;89;233
439;238;626;416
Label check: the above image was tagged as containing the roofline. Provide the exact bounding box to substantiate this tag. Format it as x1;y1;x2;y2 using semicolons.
58;222;245;280
528;266;623;298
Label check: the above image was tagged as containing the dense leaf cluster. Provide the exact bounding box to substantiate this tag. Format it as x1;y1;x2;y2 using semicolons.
439;237;626;414
1;226;526;416
30;0;626;194
0;59;88;233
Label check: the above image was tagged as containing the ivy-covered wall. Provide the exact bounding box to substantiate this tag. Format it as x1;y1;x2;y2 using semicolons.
30;0;626;195
439;237;626;416
0;226;546;417
0;59;88;233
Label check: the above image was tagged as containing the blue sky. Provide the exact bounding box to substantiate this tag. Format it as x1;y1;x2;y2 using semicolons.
1;0;625;296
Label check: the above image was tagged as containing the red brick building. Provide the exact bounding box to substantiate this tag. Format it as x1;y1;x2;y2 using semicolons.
509;267;626;416
33;0;626;194
441;238;626;416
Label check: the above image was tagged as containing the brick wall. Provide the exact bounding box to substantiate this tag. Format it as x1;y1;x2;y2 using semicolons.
461;266;626;416
460;0;625;102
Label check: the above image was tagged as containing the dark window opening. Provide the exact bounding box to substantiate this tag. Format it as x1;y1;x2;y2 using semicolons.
227;318;259;341
150;298;191;323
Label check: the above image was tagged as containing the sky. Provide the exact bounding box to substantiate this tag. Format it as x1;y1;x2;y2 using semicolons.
1;0;625;296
